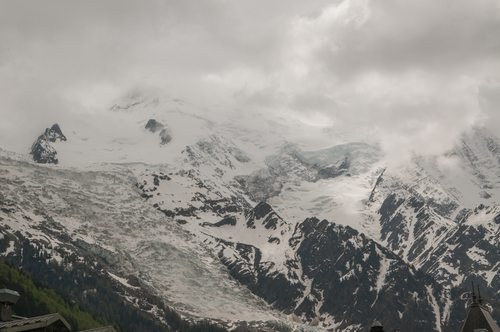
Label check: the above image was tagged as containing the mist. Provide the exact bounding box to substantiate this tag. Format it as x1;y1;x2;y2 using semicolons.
1;0;499;159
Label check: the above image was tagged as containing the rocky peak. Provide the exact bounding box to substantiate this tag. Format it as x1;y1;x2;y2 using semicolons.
30;123;66;164
244;202;284;230
43;123;67;142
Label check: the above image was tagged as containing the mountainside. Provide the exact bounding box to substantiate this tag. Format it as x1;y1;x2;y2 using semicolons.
2;91;500;331
367;128;500;298
0;154;284;330
0;151;451;332
0;260;111;331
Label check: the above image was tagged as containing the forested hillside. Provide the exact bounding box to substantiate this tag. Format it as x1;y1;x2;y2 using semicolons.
0;259;110;331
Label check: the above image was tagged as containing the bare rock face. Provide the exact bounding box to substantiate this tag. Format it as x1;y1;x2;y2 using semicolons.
159;128;172;145
145;119;172;145
30;124;67;164
31;140;59;164
145;119;164;133
317;156;350;179
43;123;67;142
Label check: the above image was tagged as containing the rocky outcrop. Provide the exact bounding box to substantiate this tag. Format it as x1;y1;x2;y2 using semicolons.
43;123;66;142
30;124;67;164
145;119;163;133
159;128;172;144
317;156;350;179
244;202;283;230
145;119;172;145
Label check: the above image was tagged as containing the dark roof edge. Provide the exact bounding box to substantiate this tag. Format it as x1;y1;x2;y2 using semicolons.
78;326;118;332
0;313;71;332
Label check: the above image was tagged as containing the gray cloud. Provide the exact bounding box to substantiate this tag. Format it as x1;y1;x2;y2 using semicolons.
0;0;499;158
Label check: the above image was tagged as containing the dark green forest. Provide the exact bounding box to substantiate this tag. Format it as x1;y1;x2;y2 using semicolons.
0;259;109;331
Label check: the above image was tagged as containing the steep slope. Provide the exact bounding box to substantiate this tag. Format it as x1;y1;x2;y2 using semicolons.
1;147;460;331
205;215;447;331
0;260;110;331
0;154;278;326
367;128;500;305
135;166;450;331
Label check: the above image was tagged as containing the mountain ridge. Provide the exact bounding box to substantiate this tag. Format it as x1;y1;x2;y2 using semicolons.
2;92;500;331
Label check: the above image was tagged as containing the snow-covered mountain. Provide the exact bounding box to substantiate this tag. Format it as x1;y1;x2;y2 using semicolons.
366;128;500;299
1;89;500;331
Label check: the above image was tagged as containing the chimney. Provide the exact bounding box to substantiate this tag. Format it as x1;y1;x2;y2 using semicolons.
370;320;385;332
0;289;20;321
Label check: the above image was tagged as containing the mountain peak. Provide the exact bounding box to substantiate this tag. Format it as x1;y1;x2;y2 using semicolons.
30;123;66;164
44;123;67;142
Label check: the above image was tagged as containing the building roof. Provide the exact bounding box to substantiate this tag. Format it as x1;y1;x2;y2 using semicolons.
0;314;117;332
370;320;385;332
460;285;500;332
0;313;71;332
78;327;117;332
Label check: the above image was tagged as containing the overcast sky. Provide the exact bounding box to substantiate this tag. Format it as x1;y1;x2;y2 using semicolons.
1;0;499;157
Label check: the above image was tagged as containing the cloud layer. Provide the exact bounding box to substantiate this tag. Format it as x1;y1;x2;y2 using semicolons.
1;0;499;157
